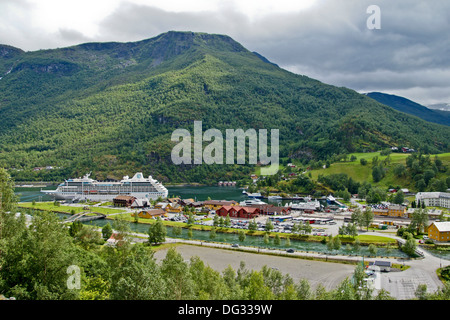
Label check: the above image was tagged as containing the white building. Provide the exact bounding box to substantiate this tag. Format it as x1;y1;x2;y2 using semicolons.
415;192;450;209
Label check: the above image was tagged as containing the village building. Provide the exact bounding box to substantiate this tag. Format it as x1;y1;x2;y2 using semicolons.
203;200;238;211
427;222;450;242
138;209;166;219
416;192;450;209
216;206;260;219
113;195;136;207
372;205;406;218
165;202;183;214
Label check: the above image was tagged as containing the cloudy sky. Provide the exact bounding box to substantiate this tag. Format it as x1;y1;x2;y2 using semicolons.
1;0;449;106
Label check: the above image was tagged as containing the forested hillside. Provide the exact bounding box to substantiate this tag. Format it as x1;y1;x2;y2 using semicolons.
0;31;449;183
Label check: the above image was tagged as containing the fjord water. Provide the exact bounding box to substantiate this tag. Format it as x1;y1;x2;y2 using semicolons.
15;185;248;202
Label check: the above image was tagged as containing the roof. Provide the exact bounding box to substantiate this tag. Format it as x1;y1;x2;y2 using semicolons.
369;261;391;267
218;205;237;211
431;222;450;232
140;209;166;216
113;195;136;201
204;200;237;205
416;192;450;199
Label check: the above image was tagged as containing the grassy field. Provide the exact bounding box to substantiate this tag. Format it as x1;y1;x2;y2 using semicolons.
19;201;127;215
308;151;450;189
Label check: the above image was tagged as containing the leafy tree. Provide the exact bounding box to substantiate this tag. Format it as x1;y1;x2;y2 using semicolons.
160;248;195;299
101;223;113;240
265;219;274;232
147;218;167;245
361;207;374;231
410;208;429;234
109;244;167;300
401;233;417;256
238;230;246;242
393;190;404;205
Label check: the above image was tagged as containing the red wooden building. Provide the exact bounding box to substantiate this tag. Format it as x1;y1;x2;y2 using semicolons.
216;206;260;219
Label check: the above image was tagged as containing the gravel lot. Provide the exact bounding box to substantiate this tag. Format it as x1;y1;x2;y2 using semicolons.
153;244;355;291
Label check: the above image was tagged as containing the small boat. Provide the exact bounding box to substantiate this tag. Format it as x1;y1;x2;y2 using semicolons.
246;192;263;199
268;195;283;200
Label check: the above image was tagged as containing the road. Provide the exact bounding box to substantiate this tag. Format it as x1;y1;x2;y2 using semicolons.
150;233;449;300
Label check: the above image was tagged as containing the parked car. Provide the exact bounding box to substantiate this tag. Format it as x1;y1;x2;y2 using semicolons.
286;248;295;253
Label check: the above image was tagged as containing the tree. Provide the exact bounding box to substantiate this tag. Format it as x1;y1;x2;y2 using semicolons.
0;210;80;300
238;230;246;242
393;190;404;205
209;226;217;239
160;248;195;299
147;218;167;245
393;164;406;177
109;244;167;300
248;219;257;232
0;168;17;215
361;207;374;231
102;223;113;240
401;233;417;256
372;165;384;182
410;208;428;234
265;219;274;232
368;244;378;256
351;207;362;227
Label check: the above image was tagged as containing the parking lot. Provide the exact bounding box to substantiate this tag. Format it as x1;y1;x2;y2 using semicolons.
163;210;345;237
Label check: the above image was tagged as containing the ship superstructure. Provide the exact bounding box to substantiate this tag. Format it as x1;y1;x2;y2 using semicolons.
42;172;168;201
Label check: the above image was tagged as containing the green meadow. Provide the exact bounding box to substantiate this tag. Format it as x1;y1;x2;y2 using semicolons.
308;151;450;190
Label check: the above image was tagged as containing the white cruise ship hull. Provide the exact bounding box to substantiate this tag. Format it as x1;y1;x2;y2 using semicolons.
41;172;168;201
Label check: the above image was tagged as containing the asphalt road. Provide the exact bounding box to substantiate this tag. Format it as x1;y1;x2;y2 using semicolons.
153;244;356;291
152;235;449;300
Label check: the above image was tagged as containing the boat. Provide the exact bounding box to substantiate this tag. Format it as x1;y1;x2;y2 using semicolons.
41;172;168;201
246;192;263;199
240;199;267;206
268;195;283;200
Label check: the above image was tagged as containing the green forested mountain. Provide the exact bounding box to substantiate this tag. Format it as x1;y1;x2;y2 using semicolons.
365;92;450;127
0;31;449;183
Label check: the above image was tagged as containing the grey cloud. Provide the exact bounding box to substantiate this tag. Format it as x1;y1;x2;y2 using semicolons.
1;0;449;105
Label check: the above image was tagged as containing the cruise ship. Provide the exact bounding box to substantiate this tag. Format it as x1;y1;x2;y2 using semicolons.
42;172;168;201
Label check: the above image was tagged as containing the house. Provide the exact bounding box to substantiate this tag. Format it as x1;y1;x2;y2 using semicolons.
113;195;136;207
138;209;166;219
179;198;195;206
187;201;204;208
387;205;407;217
216;206;260;219
373;205;406;218
407;208;441;220
236;206;260;219
249;204;290;215
416;192;450;209
427;222;450;242
165;202;183;214
154;202;169;210
203;200;238;211
105;233;124;247
216;206;239;218
130;198;149;208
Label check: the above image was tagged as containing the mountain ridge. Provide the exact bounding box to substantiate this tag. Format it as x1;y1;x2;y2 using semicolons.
365;92;450;126
0;31;449;182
